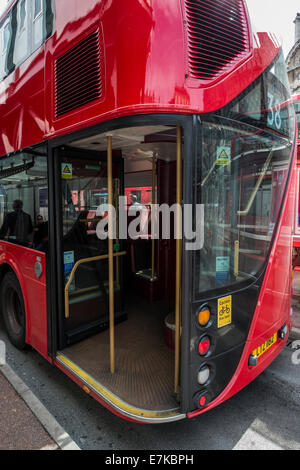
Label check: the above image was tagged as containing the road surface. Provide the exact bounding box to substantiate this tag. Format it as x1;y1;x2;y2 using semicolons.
0;316;299;451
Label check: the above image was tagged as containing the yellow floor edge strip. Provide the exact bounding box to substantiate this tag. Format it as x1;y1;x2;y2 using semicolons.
56;352;184;423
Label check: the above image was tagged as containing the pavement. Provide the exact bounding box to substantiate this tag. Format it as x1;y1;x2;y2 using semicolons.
0;369;58;450
0;360;80;451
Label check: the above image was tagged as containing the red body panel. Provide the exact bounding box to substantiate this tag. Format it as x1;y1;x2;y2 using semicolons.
0;0;280;156
0;243;48;360
292;95;300;248
188;142;297;419
0;47;45;156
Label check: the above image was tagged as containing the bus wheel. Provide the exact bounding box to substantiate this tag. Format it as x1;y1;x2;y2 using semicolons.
1;272;27;350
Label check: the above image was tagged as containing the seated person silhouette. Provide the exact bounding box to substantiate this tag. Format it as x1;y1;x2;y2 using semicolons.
63;210;90;250
0;200;33;245
129;194;142;211
33;215;48;251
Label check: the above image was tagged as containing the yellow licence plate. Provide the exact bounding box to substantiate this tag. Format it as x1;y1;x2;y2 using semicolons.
252;332;278;359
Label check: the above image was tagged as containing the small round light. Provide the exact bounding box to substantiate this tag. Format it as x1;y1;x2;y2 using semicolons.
194;391;209;409
198;336;211;356
197;307;211;327
198;365;210;385
199;395;207;407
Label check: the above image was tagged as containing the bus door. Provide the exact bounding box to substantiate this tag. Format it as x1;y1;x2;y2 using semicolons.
59;150;125;345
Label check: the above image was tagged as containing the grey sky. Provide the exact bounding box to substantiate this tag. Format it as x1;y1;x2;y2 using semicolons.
246;0;299;57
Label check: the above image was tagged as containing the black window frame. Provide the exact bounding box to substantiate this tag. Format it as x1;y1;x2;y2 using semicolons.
0;0;55;81
192;50;296;302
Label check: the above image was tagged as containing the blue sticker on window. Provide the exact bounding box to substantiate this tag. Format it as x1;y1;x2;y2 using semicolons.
216;256;230;283
64;251;74;273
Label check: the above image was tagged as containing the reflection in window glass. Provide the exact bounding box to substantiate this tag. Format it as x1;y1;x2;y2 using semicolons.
61;157;111;303
14;0;29;67
0;0;55;79
3;22;10;53
231;81;262;122
193;51;295;298
33;0;44;48
64;125;177;296
124;159;154;209
294;100;300;139
19;0;26;30
298;170;300;230
34;0;42;18
0;152;48;251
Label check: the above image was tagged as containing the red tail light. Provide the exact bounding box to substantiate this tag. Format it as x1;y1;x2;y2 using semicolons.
199;395;206;407
198;336;211;356
194;391;209;409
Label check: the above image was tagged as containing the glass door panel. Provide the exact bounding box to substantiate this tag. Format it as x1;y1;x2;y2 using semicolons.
60;153;124;344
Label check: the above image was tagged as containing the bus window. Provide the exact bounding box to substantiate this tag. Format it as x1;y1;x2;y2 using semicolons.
14;0;29;66
0;151;48;251
34;0;43;18
124;157;155;208
20;0;26;29
193;50;295;297
0;18;11;79
0;0;54;80
298;170;300;228
295;168;300;236
33;0;44;49
3;21;10;54
294;101;300;139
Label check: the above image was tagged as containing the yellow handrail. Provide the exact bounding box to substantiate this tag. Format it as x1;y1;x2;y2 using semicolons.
64;251;126;319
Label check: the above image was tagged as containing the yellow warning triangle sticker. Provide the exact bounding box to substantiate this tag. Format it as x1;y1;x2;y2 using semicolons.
219;149;229;159
216;146;231;165
62;163;73;178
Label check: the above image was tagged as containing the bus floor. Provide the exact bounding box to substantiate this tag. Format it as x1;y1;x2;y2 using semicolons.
61;295;179;412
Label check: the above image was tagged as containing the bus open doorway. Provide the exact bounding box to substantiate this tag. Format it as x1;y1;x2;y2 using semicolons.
55;124;184;421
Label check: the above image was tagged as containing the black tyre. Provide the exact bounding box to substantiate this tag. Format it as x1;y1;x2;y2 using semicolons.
1;272;27;350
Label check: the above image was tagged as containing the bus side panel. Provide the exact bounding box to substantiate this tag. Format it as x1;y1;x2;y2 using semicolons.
44;1;278;141
0;49;45;157
249;181;295;342
0;243;49;361
188;145;296;419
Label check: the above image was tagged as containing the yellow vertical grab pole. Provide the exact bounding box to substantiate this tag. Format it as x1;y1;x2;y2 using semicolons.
234;240;239;278
114;178;120;286
151;156;156;279
174;126;182;394
107;135;115;374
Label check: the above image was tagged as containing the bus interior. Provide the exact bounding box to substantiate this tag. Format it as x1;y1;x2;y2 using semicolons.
57;125;182;414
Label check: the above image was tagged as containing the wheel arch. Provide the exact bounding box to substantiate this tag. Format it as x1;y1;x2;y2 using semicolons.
0;258;30;342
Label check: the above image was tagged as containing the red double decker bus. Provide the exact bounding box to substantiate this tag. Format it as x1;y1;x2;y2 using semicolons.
291;95;300;303
292;95;300;245
0;0;296;423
